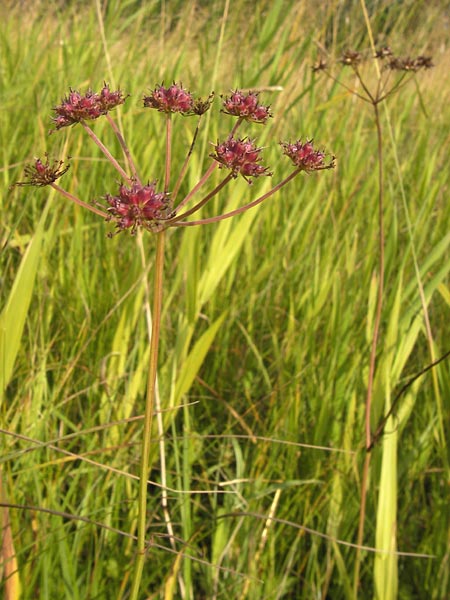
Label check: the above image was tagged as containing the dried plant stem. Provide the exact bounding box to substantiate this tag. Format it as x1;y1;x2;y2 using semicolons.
353;101;384;597
129;230;166;600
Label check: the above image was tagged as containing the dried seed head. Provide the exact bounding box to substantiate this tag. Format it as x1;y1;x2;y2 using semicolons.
191;92;215;115
340;50;362;67
414;55;434;69
13;154;70;187
374;46;393;59
385;55;434;72
312;59;327;72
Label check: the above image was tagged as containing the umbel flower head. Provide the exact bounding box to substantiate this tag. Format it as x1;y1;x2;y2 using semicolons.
280;140;335;172
211;137;271;182
105;182;172;234
13;154;70;187
52;83;126;130
221;90;272;124
143;82;194;114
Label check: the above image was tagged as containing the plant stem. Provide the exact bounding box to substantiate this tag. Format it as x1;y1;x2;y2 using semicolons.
106;113;141;184
129;229;166;600
173;162;218;213
172;168;302;227
80;120;132;184
50;183;108;218
171;116;202;202
353;101;384;598
167;173;233;224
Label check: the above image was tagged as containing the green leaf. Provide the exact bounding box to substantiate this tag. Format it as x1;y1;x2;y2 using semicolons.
0;200;50;402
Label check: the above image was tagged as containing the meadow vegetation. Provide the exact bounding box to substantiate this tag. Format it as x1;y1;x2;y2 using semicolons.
1;0;449;598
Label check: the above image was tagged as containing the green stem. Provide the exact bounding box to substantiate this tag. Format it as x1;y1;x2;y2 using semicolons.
129;229;166;600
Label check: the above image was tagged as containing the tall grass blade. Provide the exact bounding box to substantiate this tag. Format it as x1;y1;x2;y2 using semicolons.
0;200;50;402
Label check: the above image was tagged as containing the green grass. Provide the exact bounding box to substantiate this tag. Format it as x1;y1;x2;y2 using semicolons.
1;1;449;598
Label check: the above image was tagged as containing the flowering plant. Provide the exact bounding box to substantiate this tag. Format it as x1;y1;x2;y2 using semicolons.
14;80;334;598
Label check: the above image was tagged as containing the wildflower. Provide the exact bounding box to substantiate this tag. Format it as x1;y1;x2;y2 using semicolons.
211;137;271;182
51;83;126;130
340;50;362;67
13;155;70;187
280;140;335;172
143;82;194;114
105;182;172;234
98;83;127;111
221;90;272;124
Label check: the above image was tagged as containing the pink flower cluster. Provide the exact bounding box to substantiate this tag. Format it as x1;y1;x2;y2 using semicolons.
143;83;194;114
280;140;335;172
212;137;271;181
222;90;271;124
105;182;171;234
14;80;335;235
52;83;126;130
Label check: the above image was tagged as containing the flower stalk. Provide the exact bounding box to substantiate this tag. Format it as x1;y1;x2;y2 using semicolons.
129;228;166;600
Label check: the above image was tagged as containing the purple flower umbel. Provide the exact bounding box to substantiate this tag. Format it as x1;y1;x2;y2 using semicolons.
105;182;172;234
211;137;271;182
222;90;272;124
143;83;194;114
52;83;126;131
280;140;335;172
